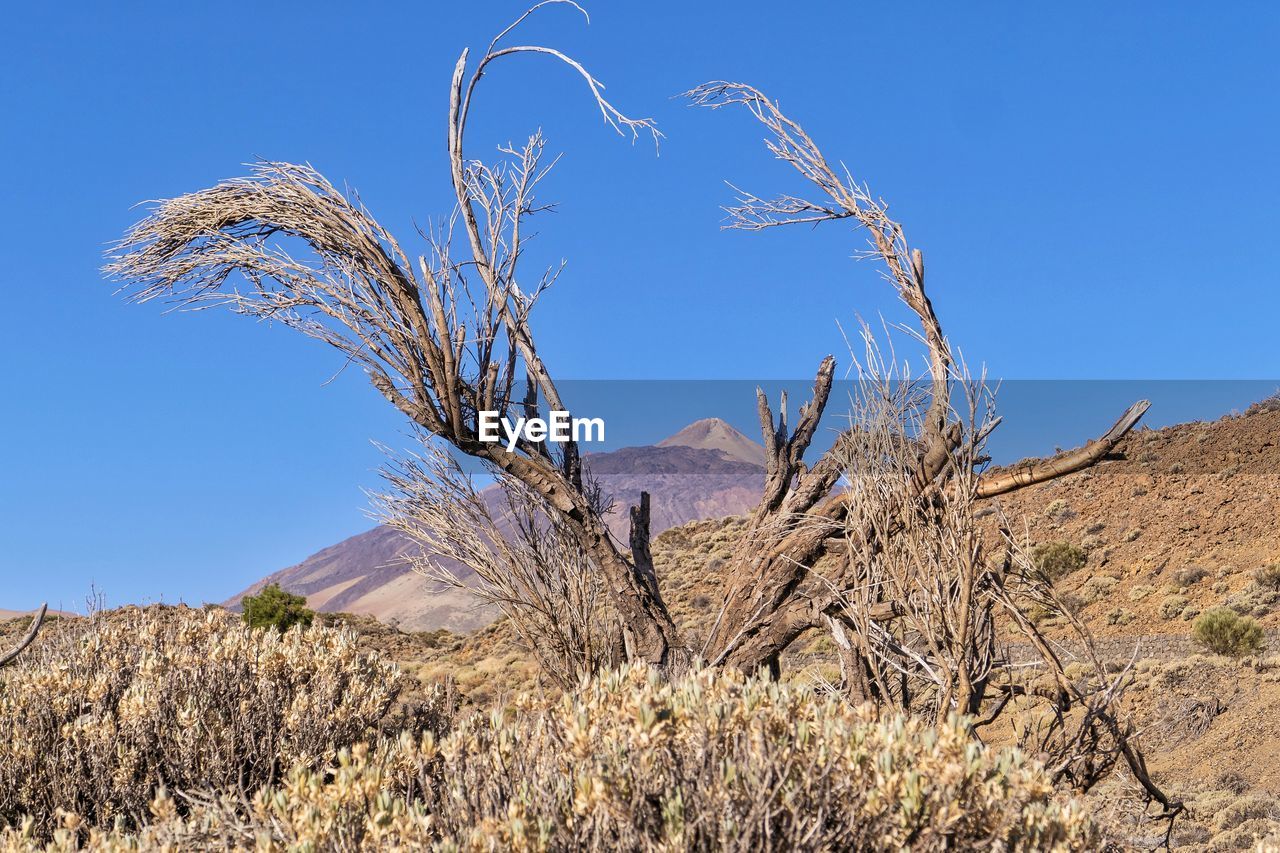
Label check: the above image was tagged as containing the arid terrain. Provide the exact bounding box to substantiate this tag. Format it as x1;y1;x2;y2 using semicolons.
6;403;1280;848
266;401;1280;848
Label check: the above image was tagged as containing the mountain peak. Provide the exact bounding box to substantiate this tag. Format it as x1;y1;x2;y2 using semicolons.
657;418;764;466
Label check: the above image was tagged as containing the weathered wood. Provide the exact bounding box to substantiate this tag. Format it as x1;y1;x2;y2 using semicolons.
0;603;46;667
976;400;1150;498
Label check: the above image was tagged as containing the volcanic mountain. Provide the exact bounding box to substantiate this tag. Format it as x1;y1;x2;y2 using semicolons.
226;419;765;631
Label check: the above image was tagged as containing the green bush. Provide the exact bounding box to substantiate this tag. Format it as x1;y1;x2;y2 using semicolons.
1192;607;1267;657
1032;541;1088;580
242;583;314;632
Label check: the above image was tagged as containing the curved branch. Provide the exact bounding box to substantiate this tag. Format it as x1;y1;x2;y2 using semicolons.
976;400;1150;498
0;603;47;667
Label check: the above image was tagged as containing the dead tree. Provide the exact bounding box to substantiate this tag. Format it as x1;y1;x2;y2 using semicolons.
0;604;47;667
107;2;682;667
684;82;1148;675
107;6;1179;828
683;82;1178;829
109;6;1143;683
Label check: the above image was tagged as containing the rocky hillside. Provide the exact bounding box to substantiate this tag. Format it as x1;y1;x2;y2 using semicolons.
226;419;765;631
991;401;1280;638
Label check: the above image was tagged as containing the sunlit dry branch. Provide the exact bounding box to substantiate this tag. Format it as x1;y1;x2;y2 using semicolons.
683;83;1148;677
798;335;1181;833
990;539;1185;835
681;81;1178;834
372;439;623;687
108;2;682;667
823;330;998;720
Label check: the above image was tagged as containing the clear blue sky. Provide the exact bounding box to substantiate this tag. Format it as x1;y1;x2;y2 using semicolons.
1;2;1277;611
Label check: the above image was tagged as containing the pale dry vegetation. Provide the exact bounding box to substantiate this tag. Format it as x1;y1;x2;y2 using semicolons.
0;657;1096;851
0;606;401;838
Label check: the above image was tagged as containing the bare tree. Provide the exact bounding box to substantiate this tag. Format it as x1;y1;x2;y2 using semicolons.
677;81;1178;831
683;81;1148;676
106;5;1181;831
106;4;1147;673
0;603;47;667
107;0;1172;768
107;1;682;667
372;440;623;687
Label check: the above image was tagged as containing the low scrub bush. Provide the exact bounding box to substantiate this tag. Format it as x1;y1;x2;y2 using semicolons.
0;606;401;836
1171;566;1209;587
1128;585;1155;602
1;664;1096;851
1160;594;1190;620
1253;564;1280;592
1192;607;1267;658
1043;499;1075;523
1032;541;1087;580
1080;576;1118;605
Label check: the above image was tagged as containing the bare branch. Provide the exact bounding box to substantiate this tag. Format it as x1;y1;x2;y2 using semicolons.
0;603;47;667
977;400;1150;498
109;5;683;668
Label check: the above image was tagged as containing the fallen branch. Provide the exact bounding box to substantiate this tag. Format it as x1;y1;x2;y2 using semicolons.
976;400;1150;498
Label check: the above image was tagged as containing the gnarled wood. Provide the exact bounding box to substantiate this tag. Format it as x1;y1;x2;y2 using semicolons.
108;5;680;667
976;400;1150;498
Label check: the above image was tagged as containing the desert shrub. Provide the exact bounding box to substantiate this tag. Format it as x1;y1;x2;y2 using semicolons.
1226;581;1280;618
1213;793;1279;831
1043;499;1074;523
1253;564;1280;591
0;606;400;835
1079;576;1118;604
241;583;314;632
1215;770;1249;795
1128;585;1155;602
1172;566;1209;587
1105;608;1135;626
0;665;1096;851
1192;607;1267;658
1159;594;1190;620
1032;541;1087;580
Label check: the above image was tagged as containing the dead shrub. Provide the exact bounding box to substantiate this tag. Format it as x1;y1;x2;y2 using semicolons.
1252;564;1280;591
1171;566;1210;587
